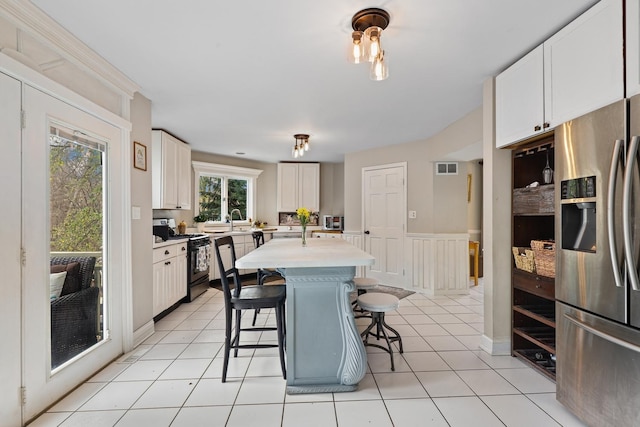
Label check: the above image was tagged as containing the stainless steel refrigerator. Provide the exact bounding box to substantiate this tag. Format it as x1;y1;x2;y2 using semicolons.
556;96;640;427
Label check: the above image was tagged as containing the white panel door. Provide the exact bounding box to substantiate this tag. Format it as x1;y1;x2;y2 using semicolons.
0;71;23;427
22;85;125;421
363;164;406;286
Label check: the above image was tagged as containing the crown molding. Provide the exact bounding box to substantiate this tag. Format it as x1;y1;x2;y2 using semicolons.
0;0;140;98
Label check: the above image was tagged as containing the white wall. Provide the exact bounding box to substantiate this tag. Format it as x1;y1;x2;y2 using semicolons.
320;162;345;216
467;160;483;244
164;154;345;227
344;108;482;234
481;78;513;355
433;168;468;233
130;93;153;332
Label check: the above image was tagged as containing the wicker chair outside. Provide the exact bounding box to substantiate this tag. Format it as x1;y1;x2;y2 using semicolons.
50;256;99;368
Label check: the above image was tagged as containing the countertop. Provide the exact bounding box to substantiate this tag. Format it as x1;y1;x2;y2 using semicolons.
235;237;374;269
153;237;189;249
153;226;327;248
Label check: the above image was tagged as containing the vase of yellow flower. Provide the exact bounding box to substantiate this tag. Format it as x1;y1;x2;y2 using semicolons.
296;207;311;247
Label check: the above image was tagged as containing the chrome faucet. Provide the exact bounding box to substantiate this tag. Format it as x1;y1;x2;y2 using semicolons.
229;209;243;231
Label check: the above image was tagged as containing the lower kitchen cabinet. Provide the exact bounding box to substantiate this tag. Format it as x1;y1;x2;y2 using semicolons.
153;241;187;317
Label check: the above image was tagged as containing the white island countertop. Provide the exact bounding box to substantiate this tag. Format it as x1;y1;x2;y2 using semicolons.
235;237;374;269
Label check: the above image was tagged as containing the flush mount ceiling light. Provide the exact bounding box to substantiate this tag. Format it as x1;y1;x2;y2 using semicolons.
292;134;310;158
348;8;390;81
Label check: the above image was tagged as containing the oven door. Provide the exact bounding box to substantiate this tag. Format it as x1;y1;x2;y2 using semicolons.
189;241;210;283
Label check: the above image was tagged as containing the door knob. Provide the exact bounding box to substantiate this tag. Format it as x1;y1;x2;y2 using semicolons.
364;230;370;234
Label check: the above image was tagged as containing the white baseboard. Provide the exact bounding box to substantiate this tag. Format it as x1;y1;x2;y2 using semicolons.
132;320;155;348
479;334;511;355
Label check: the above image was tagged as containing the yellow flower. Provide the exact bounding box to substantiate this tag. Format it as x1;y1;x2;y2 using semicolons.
296;207;311;225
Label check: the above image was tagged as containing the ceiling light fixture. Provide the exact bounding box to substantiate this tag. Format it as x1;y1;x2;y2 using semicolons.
348;8;390;81
292;134;310;159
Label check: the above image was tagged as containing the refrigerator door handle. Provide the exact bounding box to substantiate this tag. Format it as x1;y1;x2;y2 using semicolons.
623;135;640;292
564;313;640;354
608;139;625;288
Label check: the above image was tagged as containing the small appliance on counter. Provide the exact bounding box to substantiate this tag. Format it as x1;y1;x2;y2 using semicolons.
153;218;176;241
323;215;344;230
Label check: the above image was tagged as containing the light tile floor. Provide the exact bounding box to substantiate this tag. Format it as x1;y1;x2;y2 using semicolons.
30;279;587;427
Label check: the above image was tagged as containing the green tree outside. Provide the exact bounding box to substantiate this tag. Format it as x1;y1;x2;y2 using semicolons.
50;141;104;252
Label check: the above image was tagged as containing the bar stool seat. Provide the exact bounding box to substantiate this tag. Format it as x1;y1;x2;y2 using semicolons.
353;277;378;291
357;292;404;371
352;277;379;313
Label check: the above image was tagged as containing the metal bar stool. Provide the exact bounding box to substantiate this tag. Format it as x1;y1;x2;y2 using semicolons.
352;277;378;313
357;292;404;371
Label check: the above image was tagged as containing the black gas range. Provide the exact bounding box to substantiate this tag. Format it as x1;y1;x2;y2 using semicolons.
167;234;211;302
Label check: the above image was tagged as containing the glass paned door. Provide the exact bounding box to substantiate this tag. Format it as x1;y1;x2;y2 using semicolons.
22;86;125;422
49;125;106;369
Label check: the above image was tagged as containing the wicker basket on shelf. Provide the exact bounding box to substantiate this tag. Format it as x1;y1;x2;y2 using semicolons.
531;240;556;278
512;247;536;273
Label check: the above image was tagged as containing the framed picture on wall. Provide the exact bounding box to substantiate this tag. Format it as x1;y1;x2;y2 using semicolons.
133;141;147;171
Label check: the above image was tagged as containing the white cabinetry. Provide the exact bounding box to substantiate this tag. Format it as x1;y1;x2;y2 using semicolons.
277;163;320;212
543;0;623;127
176;141;191;210
495;45;545;147
627;0;640;97
496;0;623;148
152;130;192;209
209;233;256;280
313;232;342;239
152;241;187;317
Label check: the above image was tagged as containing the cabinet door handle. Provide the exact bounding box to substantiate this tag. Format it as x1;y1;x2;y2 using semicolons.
543;122;550;129
181;246;186;251
534;125;542;132
176;205;181;209
165;261;171;265
164;250;170;255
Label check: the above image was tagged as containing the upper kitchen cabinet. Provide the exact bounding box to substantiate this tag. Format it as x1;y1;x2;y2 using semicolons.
277;163;320;212
495;45;545;148
152;130;192;210
627;0;640;97
496;0;623;148
543;0;623;126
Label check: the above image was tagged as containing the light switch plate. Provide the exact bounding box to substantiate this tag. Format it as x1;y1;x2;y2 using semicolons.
409;210;417;219
132;206;141;220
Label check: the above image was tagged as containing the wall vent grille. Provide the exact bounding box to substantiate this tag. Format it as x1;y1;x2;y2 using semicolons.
435;162;458;175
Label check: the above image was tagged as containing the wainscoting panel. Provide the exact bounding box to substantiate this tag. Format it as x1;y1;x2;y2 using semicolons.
342;231;364;277
406;233;470;295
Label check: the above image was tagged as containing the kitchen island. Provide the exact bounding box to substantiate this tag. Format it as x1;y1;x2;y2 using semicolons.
235;238;375;394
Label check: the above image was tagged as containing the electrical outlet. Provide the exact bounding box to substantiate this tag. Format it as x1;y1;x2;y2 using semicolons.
409;210;417;219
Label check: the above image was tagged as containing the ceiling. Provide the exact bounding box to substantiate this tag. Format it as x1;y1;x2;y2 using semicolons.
32;0;598;163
